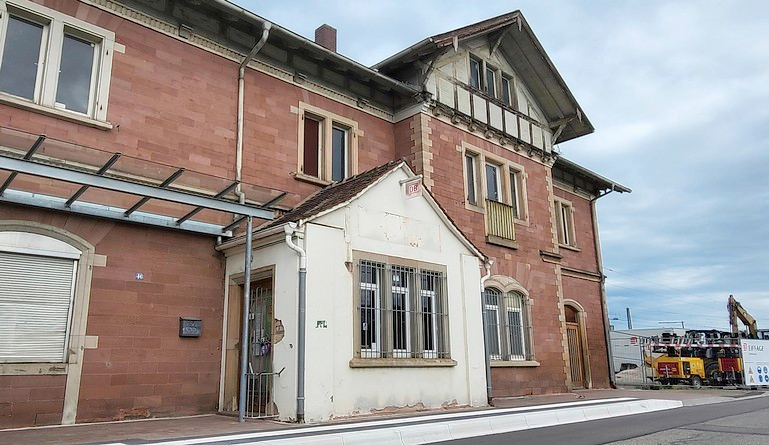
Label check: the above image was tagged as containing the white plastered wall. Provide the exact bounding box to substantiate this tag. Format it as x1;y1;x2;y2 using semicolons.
223;238;300;420
301;168;486;421
221;167;487;422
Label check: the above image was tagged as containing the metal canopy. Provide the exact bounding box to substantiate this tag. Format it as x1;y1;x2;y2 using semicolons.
0;127;298;237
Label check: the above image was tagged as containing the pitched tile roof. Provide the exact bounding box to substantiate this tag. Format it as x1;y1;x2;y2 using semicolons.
260;158;406;230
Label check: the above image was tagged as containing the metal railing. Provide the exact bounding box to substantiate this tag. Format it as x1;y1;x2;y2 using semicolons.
486;199;516;241
245;367;284;419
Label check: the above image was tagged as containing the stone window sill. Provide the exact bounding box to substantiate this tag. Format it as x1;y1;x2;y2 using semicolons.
490;360;540;368
349;357;458;368
0;94;113;131
0;363;68;375
294;172;332;187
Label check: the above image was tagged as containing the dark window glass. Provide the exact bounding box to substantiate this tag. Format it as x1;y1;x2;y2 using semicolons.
331;126;347;182
360;262;380;350
422;292;435;350
483;289;501;357
485;67;496;97
486;163;499;202
469;58;481;89
508;310;524;357
0;16;44;100
56;34;95;114
465;154;476;205
303;117;320;177
501;77;511;105
510;170;520;218
360;288;376;349
392;291;408;351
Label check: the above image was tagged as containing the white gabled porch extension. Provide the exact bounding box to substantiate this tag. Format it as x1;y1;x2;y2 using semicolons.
217;161;488;422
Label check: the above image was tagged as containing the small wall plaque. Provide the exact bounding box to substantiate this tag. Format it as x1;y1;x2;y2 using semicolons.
179;317;202;337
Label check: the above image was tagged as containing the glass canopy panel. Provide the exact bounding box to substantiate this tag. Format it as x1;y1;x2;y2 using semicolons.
0;126;298;236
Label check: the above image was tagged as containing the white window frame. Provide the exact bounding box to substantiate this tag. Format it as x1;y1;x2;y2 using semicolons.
485;162;502;202
483;289;502;360
420;284;439;359
509;168;523;219
554;198;577;248
297;102;358;185
469;56;482;90
0;0;114;123
501;75;514;107
354;254;449;363
390;267;411;358
484;64;497;98
330;124;349;182
506;304;526;360
483;286;533;362
359;263;382;358
464;152;479;207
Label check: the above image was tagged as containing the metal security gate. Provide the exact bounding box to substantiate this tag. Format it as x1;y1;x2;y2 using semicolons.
567;322;585;388
245;283;279;419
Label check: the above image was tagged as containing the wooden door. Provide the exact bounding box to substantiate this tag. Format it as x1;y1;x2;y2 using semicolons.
222;284;242;412
567;321;585;388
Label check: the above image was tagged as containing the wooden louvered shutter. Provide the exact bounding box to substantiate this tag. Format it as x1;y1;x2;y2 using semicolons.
0;251;76;363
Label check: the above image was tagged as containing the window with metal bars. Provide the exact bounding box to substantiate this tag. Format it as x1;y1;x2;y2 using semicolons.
483;287;532;361
357;260;449;359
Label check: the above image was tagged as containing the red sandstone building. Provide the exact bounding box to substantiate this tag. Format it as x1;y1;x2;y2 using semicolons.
0;0;628;428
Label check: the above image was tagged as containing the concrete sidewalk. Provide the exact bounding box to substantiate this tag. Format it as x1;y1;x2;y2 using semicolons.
0;388;763;445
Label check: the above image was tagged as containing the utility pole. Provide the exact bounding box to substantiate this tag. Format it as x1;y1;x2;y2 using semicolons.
626;307;633;329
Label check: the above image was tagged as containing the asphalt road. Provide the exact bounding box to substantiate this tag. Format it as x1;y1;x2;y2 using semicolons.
440;393;769;445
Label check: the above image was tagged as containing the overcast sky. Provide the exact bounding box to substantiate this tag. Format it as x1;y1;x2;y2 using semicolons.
236;1;769;332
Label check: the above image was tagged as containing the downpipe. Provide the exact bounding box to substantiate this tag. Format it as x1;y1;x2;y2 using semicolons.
480;260;493;404
235;22;272;203
284;222;307;423
238;217;253;422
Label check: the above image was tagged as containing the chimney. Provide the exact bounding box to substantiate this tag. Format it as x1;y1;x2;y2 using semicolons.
314;24;337;52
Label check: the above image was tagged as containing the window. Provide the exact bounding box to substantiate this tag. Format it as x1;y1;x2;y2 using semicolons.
467;54;517;109
509;169;522;219
331;125;348;182
0;0;115;121
469;56;482;89
298;103;358;184
554;199;576;247
0;231;80;363
485;65;497;98
483;287;532;361
357;259;448;360
464;153;479;206
485;162;501;202
462;144;527;221
501;76;513;106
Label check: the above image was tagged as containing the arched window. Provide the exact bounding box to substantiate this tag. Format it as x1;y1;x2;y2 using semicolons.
483;286;532;361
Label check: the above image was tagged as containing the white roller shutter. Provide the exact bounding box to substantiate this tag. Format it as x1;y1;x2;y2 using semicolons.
0;251;76;363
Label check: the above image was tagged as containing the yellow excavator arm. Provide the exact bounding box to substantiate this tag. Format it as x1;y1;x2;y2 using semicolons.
728;294;758;338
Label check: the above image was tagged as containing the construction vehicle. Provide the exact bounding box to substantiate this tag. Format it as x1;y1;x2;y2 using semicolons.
647;329;744;387
640;296;763;387
728;294;759;338
654;355;706;388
